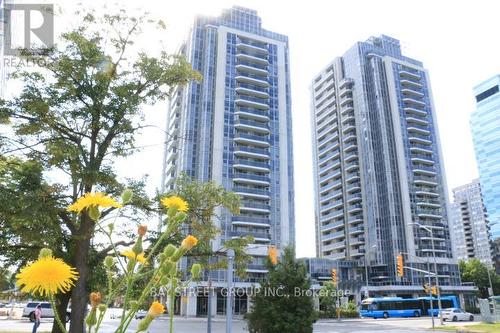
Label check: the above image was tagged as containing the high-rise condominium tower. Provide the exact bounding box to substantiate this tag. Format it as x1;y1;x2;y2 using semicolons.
471;75;500;240
161;6;294;285
450;179;494;268
311;35;460;288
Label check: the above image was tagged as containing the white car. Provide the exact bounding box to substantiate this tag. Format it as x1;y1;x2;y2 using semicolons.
22;302;71;322
441;308;474;322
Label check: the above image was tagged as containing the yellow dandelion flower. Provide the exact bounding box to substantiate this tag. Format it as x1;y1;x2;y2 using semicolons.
161;196;188;212
121;249;147;265
16;257;78;297
148;301;165;317
67;192;122;214
181;235;198;251
268;246;278;265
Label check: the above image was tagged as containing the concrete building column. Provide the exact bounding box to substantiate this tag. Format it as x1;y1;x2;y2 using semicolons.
185;294;197;317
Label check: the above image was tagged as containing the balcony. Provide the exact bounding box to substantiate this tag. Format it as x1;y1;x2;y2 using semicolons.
345;172;360;183
320;189;343;202
417;208;442;219
235;86;270;99
403;97;426;109
407;124;431;136
413;165;437;176
233;173;270;185
318;140;340;156
348;204;363;213
322;230;345;242
414;175;438;186
234;146;269;160
344;151;358;162
340;96;353;107
236;53;269;66
234;133;269;147
349;225;364;235
322;241;346;251
339;78;354;89
319;148;340;165
240;202;271;213
401;88;425;98
235;118;270;134
315;88;336;108
347;193;362;203
348;215;363;224
346;182;361;193
342;123;356;134
410;143;433;155
236;41;268;55
320;199;343;213
236;74;269;87
399;70;421;80
416;200;441;208
236;63;268;77
230;230;271;241
318;132;339;151
320;177;342;194
235;108;270;122
406;116;429;126
235;95;269;110
233;186;270;200
232;215;270;228
415;189;439;197
409;134;432;145
411;154;435;165
320;208;344;222
404;107;427;117
343;142;357;153
400;79;423;89
321;220;344;232
349;236;365;246
234;159;270;172
344;161;359;173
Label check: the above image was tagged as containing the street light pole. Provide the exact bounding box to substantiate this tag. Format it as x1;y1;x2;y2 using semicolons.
413;222;443;325
226;249;235;333
364;245;377;299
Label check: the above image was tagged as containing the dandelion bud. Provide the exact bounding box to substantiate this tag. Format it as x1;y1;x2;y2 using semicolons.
161;260;175;275
137;315;153;332
160;276;169;285
191;264;202;281
98;304;107;313
129;300;139;310
89;292;101;308
175;211;187;222
163;244;177;258
148;301;165;317
38;248;53;259
132;237;143;255
121;188;133;204
85;308;97;328
181;235;198;251
88;205;101;221
104;256;114;269
108;223;114;233
138;225;147;236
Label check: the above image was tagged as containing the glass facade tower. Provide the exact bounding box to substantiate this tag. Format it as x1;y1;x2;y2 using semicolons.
471;75;500;240
450;179;494;268
161;6;295;283
311;35;460;287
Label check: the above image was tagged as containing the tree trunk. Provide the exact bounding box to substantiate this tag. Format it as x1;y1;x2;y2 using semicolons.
68;214;93;333
51;292;71;333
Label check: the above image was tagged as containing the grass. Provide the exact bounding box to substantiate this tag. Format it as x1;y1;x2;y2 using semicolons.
435;323;500;333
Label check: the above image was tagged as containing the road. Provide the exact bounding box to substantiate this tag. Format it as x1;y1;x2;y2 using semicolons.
0;316;482;332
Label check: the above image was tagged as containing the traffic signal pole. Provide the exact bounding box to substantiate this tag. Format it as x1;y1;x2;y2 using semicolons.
427;260;435;329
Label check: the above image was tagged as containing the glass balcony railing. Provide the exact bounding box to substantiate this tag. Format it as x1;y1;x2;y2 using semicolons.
232;187;270;196
232;173;270;183
232;216;270;224
234;159;270;170
234;146;270;156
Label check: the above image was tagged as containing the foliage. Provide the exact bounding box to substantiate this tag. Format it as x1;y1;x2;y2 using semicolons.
459;259;500;298
318;282;358;319
245;247;317;333
0;268;13;291
168;174;253;278
0;5;200;333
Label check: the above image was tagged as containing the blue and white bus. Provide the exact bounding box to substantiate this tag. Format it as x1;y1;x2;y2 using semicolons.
360;296;459;319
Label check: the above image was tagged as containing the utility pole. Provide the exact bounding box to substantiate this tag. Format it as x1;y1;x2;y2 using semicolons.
226;249;235;333
427;260;435;329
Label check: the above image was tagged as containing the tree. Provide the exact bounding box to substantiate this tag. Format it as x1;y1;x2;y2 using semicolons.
459;259;500;298
0;6;200;333
245;247;317;333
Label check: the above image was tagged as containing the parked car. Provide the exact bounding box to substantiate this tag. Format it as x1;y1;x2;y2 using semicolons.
135;310;147;319
441;308;474;322
22;302;71;322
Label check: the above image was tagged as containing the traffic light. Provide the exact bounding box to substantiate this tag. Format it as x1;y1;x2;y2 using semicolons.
396;254;404;277
331;268;338;284
431;286;438;295
423;283;430;294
